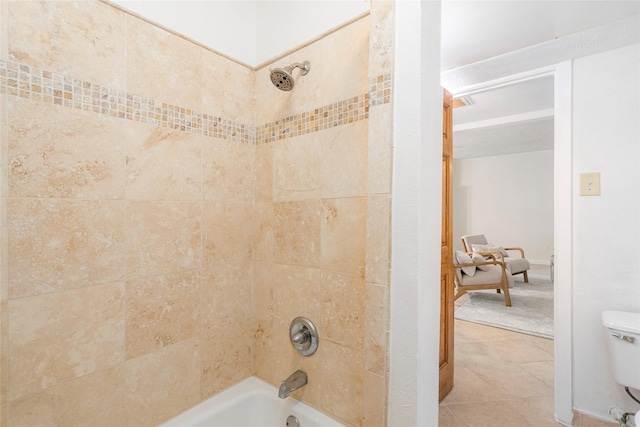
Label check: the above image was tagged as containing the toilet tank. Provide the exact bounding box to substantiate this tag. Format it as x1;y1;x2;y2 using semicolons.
602;310;640;390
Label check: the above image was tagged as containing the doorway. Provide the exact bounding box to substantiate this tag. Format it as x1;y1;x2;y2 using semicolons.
443;63;573;424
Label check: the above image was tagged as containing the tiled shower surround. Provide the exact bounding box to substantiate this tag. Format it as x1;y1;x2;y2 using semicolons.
0;1;394;426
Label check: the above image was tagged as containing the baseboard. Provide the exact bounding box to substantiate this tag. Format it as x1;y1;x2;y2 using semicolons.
572;409;618;427
530;259;552;266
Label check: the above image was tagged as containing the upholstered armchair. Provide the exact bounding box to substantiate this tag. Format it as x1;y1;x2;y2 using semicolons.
453;250;513;306
461;234;531;283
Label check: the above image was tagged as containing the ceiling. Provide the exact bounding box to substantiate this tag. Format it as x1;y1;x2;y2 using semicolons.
452;76;555;159
441;1;640;71
442;1;640;159
110;1;640;159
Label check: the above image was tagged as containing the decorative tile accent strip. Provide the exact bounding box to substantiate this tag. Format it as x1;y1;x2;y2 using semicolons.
256;94;370;144
0;59;391;145
369;73;392;107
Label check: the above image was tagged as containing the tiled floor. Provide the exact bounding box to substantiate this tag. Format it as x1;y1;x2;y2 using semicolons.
439;319;558;426
439;263;621;426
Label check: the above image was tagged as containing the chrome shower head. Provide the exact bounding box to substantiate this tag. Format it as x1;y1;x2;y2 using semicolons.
270;61;311;91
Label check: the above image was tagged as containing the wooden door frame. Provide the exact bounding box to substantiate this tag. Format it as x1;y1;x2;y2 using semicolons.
439;89;454;401
449;61;573;425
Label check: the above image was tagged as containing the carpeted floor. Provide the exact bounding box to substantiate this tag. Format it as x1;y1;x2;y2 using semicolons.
454;270;554;338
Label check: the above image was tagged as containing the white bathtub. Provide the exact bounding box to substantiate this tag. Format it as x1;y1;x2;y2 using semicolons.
160;376;345;427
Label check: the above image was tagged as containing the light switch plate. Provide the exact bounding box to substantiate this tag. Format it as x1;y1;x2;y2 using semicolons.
580;172;600;196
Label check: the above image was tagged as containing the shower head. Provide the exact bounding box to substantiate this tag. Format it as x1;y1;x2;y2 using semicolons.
270;61;311;91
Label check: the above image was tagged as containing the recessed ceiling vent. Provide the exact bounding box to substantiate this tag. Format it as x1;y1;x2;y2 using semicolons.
452;96;474;109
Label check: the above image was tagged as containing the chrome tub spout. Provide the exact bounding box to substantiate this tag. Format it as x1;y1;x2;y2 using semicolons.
278;370;308;399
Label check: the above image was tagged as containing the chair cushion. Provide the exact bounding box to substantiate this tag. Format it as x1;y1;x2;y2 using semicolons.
458;264;515;288
461;234;488;252
455;250;476;276
472;243;509;258
471;252;490;271
505;257;531;274
458;264;501;285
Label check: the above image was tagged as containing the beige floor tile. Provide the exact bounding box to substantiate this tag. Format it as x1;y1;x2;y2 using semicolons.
473;363;554;398
455;319;521;343
439;404;465;427
573;412;618;427
446;399;536;427
452;320;558;426
510;395;561;427
485;338;553;364
454;341;508;368
442;365;509;404
518;361;555;388
521;333;555;354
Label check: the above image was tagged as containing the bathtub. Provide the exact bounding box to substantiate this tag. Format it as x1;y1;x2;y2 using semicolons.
160;376;345;427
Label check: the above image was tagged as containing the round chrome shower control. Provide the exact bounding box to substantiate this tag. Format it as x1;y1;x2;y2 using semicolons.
289;317;318;356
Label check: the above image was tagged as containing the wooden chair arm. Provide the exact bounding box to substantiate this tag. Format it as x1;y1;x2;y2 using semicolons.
455;259;505;270
472;250;504;262
504;247;526;258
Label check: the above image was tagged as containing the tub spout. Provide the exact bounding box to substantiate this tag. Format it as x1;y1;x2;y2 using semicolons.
278;370;308;399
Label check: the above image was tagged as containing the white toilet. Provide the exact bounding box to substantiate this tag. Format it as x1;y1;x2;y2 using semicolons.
602;310;640;391
602;311;640;426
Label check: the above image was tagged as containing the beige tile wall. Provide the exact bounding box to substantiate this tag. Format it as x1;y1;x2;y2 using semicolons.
0;0;394;426
252;1;394;423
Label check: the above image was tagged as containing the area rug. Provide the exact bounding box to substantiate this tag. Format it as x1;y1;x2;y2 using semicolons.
454;270;554;338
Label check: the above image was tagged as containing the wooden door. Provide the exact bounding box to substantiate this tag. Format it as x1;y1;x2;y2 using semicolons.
439;88;454;401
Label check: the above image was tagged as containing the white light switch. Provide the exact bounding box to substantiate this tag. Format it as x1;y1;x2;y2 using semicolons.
580;172;600;196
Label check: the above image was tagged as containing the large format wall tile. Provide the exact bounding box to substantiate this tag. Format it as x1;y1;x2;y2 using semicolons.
200;331;252;398
7;198;125;298
369;0;394;78
124;339;201;427
320;197;367;275
302;340;364;426
251;261;275;321
273;200;322;267
364;283;387;375
200;262;251;335
252;315;293;388
202;139;254;203
8;98;125;199
321;121;368;199
258;263;365;350
202;202;253;266
8;282;125;400
126;271;201;359
253;142;273;203
1;2;389;425
202;51;255;125
272;133;321;202
0;301;6;426
362;371;386;427
254;317;364;427
367;103;392;194
8;365;126;427
125;201;201;279
126;15;203;111
199;262;252;396
320;16;370;106
252;202;275;262
7;1;127;87
254;43;323;125
125;122;203;201
366;194;391;286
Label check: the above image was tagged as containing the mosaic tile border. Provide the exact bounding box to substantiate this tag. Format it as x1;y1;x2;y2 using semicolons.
0;59;391;144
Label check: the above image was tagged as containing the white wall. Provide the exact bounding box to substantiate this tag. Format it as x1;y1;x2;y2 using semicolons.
453;150;554;264
110;1;370;67
572;43;640;420
390;1;442;425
